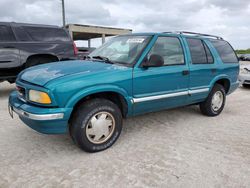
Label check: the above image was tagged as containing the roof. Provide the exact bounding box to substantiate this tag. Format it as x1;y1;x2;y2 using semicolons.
163;31;223;40
66;24;132;40
113;32;223;40
0;22;61;28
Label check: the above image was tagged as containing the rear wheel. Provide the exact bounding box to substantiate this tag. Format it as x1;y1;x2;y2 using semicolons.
199;84;226;116
70;98;123;152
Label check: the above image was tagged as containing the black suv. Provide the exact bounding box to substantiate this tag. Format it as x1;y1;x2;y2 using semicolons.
0;22;77;84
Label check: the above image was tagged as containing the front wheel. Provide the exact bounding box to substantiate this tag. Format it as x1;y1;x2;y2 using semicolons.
199;84;226;116
70;98;123;152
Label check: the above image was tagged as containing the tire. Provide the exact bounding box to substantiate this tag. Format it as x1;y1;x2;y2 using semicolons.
26;57;57;68
7;78;16;84
69;98;123;152
242;84;250;88
199;84;226;117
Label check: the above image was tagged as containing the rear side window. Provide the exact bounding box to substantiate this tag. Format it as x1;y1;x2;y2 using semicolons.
187;38;213;64
13;26;31;41
0;25;15;42
23;26;70;42
210;40;238;63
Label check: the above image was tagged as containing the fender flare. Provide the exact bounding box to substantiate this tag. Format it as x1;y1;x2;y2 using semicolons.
65;84;133;114
209;74;231;92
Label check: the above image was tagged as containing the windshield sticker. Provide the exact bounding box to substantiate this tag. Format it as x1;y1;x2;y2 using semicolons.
127;38;145;43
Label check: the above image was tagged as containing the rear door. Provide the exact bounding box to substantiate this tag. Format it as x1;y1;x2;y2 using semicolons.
184;37;216;103
132;35;190;115
0;24;20;69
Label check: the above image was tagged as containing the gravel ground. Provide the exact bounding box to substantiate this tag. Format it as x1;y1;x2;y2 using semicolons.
0;73;250;187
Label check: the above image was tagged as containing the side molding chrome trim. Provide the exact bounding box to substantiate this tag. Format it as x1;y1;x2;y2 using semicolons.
132;88;209;103
188;88;209;95
133;91;188;103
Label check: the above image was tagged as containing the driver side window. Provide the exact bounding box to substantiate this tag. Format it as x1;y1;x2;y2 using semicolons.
148;36;185;66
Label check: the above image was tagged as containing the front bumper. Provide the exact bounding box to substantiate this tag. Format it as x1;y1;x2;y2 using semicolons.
239;74;250;85
9;91;73;134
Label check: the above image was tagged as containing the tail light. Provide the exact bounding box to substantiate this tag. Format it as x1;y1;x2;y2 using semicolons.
73;41;78;56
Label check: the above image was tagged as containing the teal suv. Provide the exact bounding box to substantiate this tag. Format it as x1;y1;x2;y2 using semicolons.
9;31;239;152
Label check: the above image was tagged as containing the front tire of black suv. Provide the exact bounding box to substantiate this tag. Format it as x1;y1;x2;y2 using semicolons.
242;84;250;88
199;84;226;117
69;98;123;152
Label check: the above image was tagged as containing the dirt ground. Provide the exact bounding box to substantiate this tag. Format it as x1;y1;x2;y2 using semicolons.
0;73;250;187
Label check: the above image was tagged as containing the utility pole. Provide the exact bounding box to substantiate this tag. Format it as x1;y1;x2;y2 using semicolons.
61;0;66;27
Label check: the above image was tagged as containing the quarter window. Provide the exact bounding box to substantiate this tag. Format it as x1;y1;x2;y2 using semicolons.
187;38;211;64
210;40;238;63
13;26;31;41
23;26;70;42
148;37;185;65
0;25;15;42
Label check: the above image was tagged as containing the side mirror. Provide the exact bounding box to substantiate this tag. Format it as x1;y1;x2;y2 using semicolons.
142;54;164;68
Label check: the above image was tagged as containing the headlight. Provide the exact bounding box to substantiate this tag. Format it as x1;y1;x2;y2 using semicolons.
29;90;51;104
240;68;249;74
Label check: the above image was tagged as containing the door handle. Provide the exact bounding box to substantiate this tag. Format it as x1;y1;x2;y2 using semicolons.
211;68;217;73
182;70;189;76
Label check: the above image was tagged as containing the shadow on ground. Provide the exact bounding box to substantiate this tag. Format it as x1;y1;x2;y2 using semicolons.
0;83;15;98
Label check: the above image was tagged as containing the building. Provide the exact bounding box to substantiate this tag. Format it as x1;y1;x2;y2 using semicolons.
66;24;132;48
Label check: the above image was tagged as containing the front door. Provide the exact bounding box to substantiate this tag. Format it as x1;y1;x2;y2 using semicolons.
132;35;190;115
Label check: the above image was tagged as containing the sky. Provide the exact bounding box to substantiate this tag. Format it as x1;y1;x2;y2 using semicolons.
0;0;249;49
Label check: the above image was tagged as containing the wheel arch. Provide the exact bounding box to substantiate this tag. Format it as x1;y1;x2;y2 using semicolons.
210;75;231;94
66;85;133;119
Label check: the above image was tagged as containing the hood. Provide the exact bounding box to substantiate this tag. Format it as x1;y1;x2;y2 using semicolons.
20;60;129;86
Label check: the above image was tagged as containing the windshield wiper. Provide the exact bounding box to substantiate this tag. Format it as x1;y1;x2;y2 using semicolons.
91;56;114;64
84;55;92;60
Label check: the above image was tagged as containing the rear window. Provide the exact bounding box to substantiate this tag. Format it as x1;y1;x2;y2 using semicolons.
210;40;238;63
23;26;70;42
0;25;15;42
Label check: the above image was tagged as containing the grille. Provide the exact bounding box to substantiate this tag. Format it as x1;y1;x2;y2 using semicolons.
16;86;26;102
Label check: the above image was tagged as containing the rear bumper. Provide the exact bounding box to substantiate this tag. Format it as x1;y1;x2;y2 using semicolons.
9;91;73;134
228;81;240;95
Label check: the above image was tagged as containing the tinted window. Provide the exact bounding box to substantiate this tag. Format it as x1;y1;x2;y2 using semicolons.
23;26;70;42
148;36;185;65
210;40;238;63
204;43;213;63
13;26;31;41
0;25;15;41
187;38;207;64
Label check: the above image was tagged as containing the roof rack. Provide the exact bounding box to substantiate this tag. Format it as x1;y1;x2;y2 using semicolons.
163;31;223;40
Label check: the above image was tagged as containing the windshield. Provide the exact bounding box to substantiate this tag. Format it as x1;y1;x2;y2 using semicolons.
89;35;151;65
